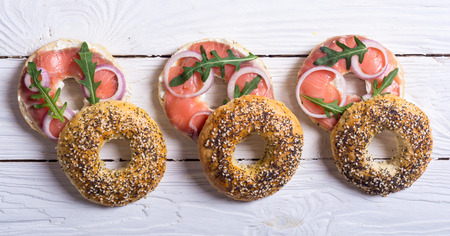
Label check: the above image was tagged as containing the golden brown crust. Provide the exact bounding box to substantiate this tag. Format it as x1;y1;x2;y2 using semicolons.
198;95;303;201
57;101;166;206
330;94;433;195
17;39;130;140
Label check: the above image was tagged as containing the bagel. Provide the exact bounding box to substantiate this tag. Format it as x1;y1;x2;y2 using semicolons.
158;38;274;141
57;101;166;206
330;94;433;195
296;35;405;132
18;39;130;141
198;95;303;201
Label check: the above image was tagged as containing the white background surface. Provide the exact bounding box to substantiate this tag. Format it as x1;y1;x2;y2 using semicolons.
1;0;450;235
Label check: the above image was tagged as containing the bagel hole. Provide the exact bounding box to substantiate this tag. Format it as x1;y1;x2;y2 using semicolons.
204;78;227;109
59;78;85;112
100;139;131;170
343;72;368;98
368;131;398;163
235;134;266;165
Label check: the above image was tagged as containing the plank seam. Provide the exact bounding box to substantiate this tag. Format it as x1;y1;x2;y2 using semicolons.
1;54;450;59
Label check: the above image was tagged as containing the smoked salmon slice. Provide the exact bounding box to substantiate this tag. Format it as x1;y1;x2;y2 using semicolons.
159;39;274;141
297;35;405;132
18;39;129;141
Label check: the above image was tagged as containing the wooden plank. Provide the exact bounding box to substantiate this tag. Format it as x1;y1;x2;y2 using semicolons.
0;160;449;235
1;1;449;234
1;0;450;56
2;56;449;160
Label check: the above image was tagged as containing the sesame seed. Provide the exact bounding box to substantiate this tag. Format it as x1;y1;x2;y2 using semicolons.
57;101;167;207
198;96;303;201
330;94;433;196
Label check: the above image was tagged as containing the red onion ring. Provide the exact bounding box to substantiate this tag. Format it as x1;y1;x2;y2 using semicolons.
81;64;126;101
226;66;271;101
351;40;388;80
163;51;214;99
24;66;50;92
188;110;212;142
42;107;75;141
295;66;347;119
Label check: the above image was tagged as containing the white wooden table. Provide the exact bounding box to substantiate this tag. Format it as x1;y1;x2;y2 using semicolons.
1;0;450;235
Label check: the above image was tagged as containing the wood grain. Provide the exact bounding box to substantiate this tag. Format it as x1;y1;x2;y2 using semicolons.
1;0;449;234
1;0;450;56
1;160;449;235
2;56;448;160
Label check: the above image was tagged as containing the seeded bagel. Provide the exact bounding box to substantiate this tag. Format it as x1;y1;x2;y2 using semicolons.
198;95;303;201
331;94;433;195
57;101;166;206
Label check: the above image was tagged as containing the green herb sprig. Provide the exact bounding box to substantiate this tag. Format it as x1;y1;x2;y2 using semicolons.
301;95;353;119
222;75;263;105
234;75;261;98
372;68;399;97
169;46;257;87
75;42;100;105
301;68;399;118
314;36;367;70
28;62;67;122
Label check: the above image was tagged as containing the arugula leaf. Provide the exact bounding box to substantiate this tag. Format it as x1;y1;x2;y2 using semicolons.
301;95;353;119
75;42;100;105
234;75;261;98
300;68;398;120
169;46;257;87
372;68;399;97
314;36;368;70
28;62;67;122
